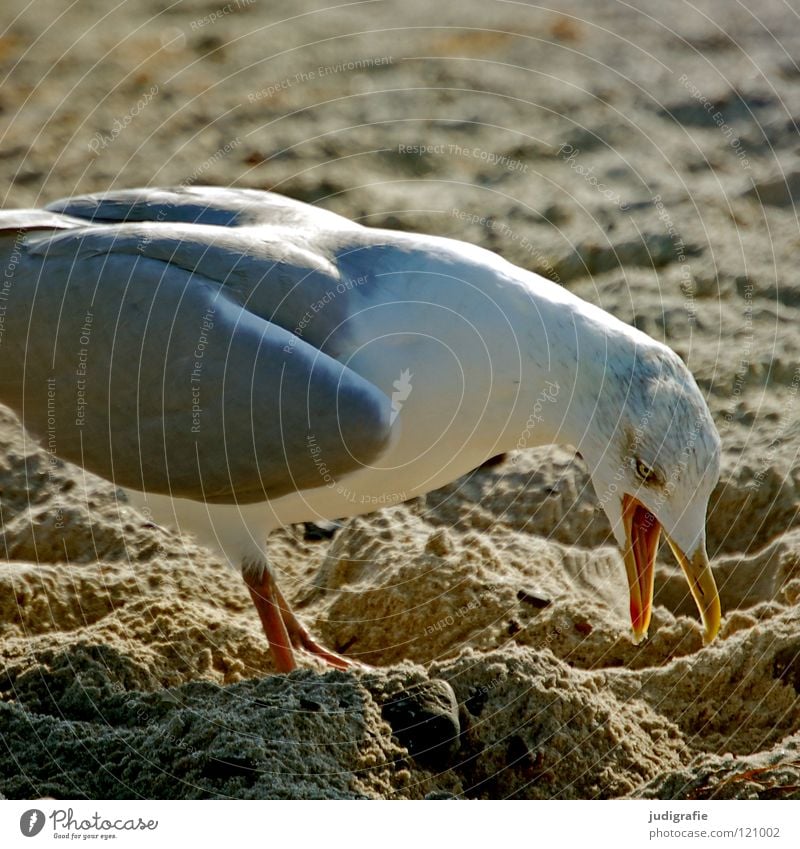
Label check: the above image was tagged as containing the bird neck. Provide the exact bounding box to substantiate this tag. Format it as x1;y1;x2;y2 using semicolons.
492;264;629;461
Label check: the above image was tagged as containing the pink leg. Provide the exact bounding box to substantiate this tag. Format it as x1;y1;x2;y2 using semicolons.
271;580;361;670
243;567;363;672
243;568;297;673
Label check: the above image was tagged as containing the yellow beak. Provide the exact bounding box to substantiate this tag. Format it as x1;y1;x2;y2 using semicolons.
664;534;721;645
622;493;721;645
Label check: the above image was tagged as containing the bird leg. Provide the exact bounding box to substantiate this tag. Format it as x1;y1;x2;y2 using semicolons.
242;565;358;673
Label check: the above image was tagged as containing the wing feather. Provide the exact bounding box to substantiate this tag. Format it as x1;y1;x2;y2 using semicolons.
1;238;392;503
45;185;358;231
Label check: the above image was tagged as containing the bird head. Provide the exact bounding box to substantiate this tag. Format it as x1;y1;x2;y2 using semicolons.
577;338;721;645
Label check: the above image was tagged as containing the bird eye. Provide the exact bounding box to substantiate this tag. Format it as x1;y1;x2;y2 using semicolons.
634;458;658;483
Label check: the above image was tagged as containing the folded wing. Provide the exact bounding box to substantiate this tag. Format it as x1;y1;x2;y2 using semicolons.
1;223;392;504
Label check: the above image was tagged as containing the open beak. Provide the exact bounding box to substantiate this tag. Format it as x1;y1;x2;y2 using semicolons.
621;493;721;645
664;535;721;645
622;493;661;644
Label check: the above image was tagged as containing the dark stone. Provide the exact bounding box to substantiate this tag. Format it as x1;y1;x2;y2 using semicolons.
516;588;551;609
302;520;342;541
772;642;800;693
381;679;460;768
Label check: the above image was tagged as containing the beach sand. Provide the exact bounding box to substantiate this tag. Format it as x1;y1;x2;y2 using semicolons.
1;0;799;798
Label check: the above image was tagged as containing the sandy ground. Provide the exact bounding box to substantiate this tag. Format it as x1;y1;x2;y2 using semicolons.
2;0;800;798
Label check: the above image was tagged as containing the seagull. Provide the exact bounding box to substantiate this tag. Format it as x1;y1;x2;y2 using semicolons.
0;186;721;672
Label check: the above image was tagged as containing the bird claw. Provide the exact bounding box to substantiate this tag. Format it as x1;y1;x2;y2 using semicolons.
243;566;368;673
295;640;370;672
290;627;369;671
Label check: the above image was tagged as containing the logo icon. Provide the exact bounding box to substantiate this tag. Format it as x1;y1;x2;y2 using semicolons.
390;369;413;424
20;809;45;837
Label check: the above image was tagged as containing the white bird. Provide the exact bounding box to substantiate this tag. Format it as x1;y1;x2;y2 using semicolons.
0;186;721;671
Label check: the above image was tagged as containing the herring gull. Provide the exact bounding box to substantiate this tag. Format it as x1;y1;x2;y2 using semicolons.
0;186;721;671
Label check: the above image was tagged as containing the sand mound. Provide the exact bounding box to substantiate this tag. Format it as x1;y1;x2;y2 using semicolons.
3;0;800;799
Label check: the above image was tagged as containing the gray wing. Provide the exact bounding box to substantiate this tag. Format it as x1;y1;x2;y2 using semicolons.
41;187;376;359
0;223;392;504
45;185;359;231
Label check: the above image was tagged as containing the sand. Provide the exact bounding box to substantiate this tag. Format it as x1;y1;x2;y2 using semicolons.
1;0;800;799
